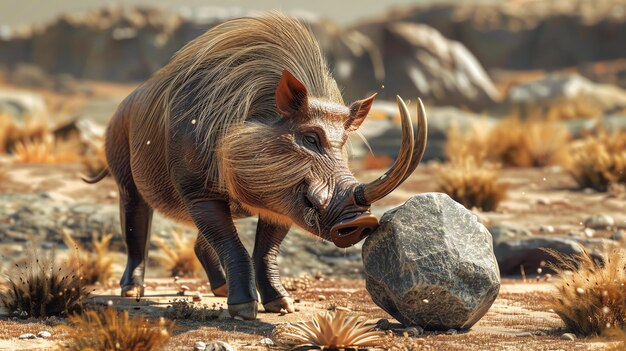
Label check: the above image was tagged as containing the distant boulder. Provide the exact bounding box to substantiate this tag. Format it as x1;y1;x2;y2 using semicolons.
503;74;626;119
374;22;500;111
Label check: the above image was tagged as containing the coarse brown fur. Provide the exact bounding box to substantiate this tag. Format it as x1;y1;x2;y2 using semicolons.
112;13;344;225
94;12;389;318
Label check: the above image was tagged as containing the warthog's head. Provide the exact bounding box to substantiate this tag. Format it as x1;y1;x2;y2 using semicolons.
221;70;427;247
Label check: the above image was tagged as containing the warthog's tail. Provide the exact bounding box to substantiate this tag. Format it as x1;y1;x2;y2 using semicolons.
81;168;110;184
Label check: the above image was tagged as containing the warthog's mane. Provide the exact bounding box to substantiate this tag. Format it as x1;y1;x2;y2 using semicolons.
148;12;343;190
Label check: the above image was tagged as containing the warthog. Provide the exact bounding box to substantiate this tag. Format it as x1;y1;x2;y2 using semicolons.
84;13;427;319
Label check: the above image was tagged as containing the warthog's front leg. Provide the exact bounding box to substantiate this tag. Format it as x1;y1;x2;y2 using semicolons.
189;200;257;320
253;218;294;313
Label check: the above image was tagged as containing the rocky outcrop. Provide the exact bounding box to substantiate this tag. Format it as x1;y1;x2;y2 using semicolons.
373;22;500;111
362;193;500;330
355;0;626;71
0;5;496;110
502;74;626;119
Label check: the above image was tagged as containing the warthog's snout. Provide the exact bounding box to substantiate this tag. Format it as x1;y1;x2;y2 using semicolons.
330;211;378;248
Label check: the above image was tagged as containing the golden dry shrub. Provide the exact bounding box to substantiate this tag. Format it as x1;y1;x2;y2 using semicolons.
153;230;201;278
62;230;115;286
546;248;626;337
568;129;626;192
275;308;386;349
64;308;174;351
446;117;571;167
0;113;49;154
13;134;82;164
435;156;508;212
0;247;88;318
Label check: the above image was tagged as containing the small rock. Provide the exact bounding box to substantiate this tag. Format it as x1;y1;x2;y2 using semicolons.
19;333;36;340
403;326;424;337
36;331;51;338
446;329;458;335
536;197;551;205
561;333;576;341
610;230;625;242
279;308;288;316
205;341;236;351
192;293;202;302
260;338;274;346
317;295;326;301
583;228;595;238
584;214;614;230
488;224;533;245
233;316;244;321
376;319;391;330
194;341;207;350
539;225;555;233
515;332;533;337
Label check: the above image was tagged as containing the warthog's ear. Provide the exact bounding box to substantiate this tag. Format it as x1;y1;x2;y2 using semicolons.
276;69;308;117
347;93;377;132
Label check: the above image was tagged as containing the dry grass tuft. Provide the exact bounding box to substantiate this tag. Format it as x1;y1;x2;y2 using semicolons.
0;246;89;318
0;113;49;154
13;134;82;164
568;129;626;192
62;230;115;286
153;230;201;278
446;117;570;167
435;156;508;212
546;248;626;337
165;299;223;322
64;308;174;351
275;308;386;350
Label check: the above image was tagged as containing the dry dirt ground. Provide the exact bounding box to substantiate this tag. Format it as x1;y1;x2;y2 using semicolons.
0;278;619;351
0;162;625;350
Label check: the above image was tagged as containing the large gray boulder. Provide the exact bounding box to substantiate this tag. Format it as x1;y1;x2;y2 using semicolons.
375;22;500;111
362;193;500;330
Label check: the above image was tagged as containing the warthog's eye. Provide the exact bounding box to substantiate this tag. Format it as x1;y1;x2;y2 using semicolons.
302;133;321;153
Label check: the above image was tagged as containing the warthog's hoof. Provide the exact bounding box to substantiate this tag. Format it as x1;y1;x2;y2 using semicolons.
228;301;258;320
121;284;144;298
212;284;228;297
263;297;295;313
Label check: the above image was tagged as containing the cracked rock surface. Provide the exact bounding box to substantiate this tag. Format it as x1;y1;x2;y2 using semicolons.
362;193;500;330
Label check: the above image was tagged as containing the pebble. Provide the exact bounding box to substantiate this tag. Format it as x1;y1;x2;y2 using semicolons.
205;341;236;351
260;338;274;346
611;230;625;242
376;319;391;330
446;329;458;335
18;333;36;340
194;341;207;350
36;331;51;338
403;326;424;337
192;293;202;302
536;197;551;205
583;214;614;230
539;225;554;233
583;228;595;238
317;295;326;301
515;332;534;337
561;333;576;341
279;308;288;316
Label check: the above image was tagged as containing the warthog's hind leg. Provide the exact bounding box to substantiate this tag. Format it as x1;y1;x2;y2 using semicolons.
194;234;228;296
253;218;294;313
118;183;153;298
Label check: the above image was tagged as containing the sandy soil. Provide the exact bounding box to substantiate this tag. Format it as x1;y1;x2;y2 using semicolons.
0;278;618;350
